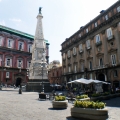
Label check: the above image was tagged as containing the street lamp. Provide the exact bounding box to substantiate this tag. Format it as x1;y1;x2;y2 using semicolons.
40;60;44;93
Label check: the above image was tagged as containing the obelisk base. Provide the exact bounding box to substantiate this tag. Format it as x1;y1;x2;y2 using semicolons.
26;79;53;92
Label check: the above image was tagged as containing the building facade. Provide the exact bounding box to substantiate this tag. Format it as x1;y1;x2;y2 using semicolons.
0;25;49;86
48;60;63;85
61;1;120;88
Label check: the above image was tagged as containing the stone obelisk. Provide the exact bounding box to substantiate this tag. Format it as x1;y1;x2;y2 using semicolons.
26;7;51;92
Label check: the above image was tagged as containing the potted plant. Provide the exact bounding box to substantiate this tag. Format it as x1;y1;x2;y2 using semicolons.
52;95;68;109
71;100;108;120
76;94;90;101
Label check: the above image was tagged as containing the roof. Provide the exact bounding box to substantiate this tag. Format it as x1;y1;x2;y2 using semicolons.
0;25;49;44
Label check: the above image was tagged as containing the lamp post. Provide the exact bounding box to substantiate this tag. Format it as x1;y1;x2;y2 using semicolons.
18;62;22;94
40;60;44;93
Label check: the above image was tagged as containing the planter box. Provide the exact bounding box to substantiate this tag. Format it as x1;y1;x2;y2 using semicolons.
52;100;68;109
102;95;111;100
71;107;108;120
77;97;90;101
90;96;103;101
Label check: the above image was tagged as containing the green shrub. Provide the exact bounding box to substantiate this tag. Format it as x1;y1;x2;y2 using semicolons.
102;92;110;96
76;94;88;99
55;95;66;101
91;93;101;97
74;100;106;109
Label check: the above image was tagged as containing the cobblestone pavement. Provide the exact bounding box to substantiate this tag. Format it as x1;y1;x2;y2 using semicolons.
0;88;120;120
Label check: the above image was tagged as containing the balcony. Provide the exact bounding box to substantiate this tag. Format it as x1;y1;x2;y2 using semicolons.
96;41;102;47
107;35;114;41
86;46;91;50
95;65;105;69
79;49;83;53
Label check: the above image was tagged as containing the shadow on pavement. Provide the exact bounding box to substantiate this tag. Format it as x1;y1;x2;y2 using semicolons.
48;108;67;110
103;97;120;108
66;116;80;120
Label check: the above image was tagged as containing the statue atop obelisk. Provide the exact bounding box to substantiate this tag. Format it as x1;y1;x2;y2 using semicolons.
26;8;51;92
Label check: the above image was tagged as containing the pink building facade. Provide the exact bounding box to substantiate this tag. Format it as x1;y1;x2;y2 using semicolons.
0;25;49;86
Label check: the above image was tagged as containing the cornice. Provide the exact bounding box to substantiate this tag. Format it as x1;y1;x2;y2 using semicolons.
61;12;120;52
108;48;117;53
96;53;104;57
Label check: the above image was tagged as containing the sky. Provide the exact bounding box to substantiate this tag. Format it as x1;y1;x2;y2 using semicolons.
0;0;118;63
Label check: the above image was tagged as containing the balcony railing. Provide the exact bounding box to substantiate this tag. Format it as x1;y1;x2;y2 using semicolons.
107;35;114;41
96;41;102;47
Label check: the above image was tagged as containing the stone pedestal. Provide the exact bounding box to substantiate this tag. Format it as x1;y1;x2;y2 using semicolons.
26;79;53;92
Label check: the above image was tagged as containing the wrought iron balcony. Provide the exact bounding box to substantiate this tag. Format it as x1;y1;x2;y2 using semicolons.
96;41;102;47
107;35;114;41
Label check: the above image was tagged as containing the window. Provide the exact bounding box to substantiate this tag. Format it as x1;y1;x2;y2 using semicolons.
73;47;76;55
89;73;92;79
28;44;32;53
17;60;23;68
86;40;90;48
81;63;84;71
0;36;3;46
67;50;71;58
0;56;2;66
6;72;9;78
96;34;100;43
99;58;103;67
7;59;10;66
114;70;118;77
5;58;12;67
8;39;13;48
82;74;84;78
18;42;24;50
86;28;88;33
111;55;116;65
63;53;66;59
89;61;92;70
107;28;112;38
68;66;71;72
79;33;81;37
27;61;31;68
64;68;65;74
79;44;83;52
95;22;97;27
105;15;108;20
75;75;77;80
117;6;120;12
74;65;77;72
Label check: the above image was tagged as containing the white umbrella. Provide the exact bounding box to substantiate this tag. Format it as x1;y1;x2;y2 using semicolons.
75;78;92;84
50;84;61;87
89;79;111;84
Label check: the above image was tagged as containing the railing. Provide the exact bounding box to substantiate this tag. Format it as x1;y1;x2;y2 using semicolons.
96;41;102;46
107;35;114;41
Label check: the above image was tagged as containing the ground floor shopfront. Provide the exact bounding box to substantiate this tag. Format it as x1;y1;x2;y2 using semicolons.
63;66;120;90
0;67;28;87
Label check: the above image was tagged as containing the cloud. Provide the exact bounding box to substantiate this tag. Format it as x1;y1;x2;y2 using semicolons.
9;18;22;22
0;20;5;26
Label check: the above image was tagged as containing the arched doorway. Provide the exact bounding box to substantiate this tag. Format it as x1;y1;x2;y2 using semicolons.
16;77;22;87
98;74;105;81
97;73;108;92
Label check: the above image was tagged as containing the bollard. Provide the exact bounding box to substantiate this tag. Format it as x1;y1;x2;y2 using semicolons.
19;88;22;94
